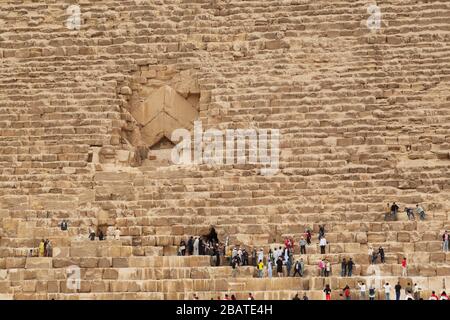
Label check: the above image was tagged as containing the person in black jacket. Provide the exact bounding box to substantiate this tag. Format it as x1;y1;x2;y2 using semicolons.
187;236;194;255
347;258;354;276
395;282;402;300
276;257;283;277
379;246;385;263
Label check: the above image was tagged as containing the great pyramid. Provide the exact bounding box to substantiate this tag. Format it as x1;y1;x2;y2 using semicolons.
0;0;449;300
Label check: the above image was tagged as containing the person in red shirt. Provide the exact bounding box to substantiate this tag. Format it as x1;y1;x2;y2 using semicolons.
343;285;351;300
440;291;449;300
401;257;407;276
429;291;438;300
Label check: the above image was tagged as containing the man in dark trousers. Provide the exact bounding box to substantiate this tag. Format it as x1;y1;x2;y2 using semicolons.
187;236;194;255
391;202;399;219
341;258;347;277
347;258;354;277
395;282;402;300
379;246;385;263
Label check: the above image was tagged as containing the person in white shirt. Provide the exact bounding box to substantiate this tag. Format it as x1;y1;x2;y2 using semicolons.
383;282;391;300
193;237;200;255
358;282;366;300
257;248;264;263
319;237;327;254
114;228;121;240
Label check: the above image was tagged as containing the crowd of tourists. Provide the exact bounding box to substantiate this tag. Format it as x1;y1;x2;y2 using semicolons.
321;281;449;301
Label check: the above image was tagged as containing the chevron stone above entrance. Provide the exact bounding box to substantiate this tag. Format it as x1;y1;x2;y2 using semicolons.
130;85;199;147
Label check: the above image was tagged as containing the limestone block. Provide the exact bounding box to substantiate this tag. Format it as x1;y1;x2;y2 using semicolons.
397;232;410;242
25;258;52;269
112;258;129;268
102;269;119;280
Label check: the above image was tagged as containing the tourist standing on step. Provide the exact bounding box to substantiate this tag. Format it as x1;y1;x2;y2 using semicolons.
442;231;449;252
299;236;307;254
293;260;301;277
257;248;264;264
60;219;68;231
343;285;351;300
347;258;354;277
341;258;347;277
305;229;312;245
323;284;331;301
325;259;331;277
371;250;378;264
299;258;305;277
383;282;391;300
267;259;273;278
368;285;376;300
319;225;325;240
187;236;194;255
318;259;325;276
215;245;221;266
358;282;366;300
319;236;327;254
276;256;283;277
286;250;293;276
251;248;257;266
257;259;264;278
379;246;385;263
401;257;407;276
38;239;45;257
89;228;96;240
405;207;415;220
440;291;449;300
395;282;402;300
193;237;199;255
232;256;239;277
391;202;399;220
242;248;248;266
178;240;186;256
368;246;374;264
45;240;52;257
416;204;426;220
